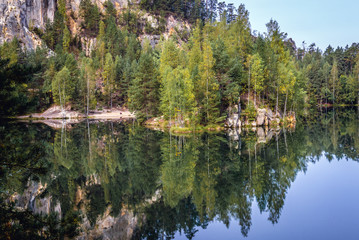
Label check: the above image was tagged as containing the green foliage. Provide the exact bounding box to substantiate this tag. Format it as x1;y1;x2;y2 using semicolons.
80;0;100;34
244;102;256;121
128;42;160;120
52;66;71;109
62;26;71;52
0;40;48;116
120;9;143;35
79;57;96;114
102;53;116;108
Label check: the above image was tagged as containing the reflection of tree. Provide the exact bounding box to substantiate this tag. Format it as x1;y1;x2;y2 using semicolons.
161;135;197;207
192;133;221;221
1;108;359;239
0;122;52;194
0;122;80;239
133;198;206;240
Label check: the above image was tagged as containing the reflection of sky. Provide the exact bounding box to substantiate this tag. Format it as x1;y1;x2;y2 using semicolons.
175;156;359;239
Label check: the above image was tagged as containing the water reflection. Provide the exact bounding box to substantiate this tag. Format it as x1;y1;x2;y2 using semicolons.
0;108;358;239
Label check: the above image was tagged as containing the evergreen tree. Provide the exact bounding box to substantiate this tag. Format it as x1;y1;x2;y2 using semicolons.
63;26;71;52
128;41;159;120
330;59;339;104
103;53;116;108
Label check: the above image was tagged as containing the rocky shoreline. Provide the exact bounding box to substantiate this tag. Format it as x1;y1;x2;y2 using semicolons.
226;107;296;129
18;106;136;120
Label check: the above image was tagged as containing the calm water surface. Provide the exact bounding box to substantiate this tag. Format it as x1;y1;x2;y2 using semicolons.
1;108;358;239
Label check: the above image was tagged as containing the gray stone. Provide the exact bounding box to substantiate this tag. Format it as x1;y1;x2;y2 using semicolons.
0;0;55;49
266;109;274;119
256;108;266;126
226;113;241;128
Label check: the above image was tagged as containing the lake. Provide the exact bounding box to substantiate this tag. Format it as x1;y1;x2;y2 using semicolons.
1;108;358;239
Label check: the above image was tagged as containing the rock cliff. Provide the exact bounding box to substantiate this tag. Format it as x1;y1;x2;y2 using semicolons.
0;0;190;52
0;0;55;49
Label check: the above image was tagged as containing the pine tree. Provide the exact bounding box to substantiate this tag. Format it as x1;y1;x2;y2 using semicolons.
103;53;115;109
128;41;159;120
63;26;71;52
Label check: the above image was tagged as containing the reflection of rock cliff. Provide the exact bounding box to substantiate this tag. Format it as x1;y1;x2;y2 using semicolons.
10;178;147;240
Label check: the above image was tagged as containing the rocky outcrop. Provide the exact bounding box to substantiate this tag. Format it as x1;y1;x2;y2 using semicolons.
1;0;191;51
25;105;86;119
256;108;266;126
226;106;295;128
19;105;136;120
0;0;56;49
225;105;242;128
226;112;241;128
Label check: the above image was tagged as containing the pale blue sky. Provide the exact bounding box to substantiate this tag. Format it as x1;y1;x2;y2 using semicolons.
230;0;359;51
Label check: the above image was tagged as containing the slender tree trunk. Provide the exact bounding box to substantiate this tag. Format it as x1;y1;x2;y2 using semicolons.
63;77;66;113
283;127;288;153
254;78;256;107
236;98;241;128
249;142;251;182
283;90;288;119
248;66;251;106
110;91;112;109
326;76;328;105
87;77;90;116
276;132;279;161
333;76;335;105
206;73;209;123
59;86;63;113
87;119;92;163
276;86;279;115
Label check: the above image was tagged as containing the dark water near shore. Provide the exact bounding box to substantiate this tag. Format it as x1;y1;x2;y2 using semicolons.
1;108;358;239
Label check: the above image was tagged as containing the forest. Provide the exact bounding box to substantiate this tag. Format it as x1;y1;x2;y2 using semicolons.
1;0;358;126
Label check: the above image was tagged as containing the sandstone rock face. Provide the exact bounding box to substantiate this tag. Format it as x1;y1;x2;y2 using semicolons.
0;0;55;49
226;113;241;128
256;108;266;126
80;36;97;56
1;0;190;52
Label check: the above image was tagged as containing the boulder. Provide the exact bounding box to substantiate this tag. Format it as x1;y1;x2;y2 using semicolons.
0;0;55;49
226;113;241;128
256;108;266;126
266;109;274;119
